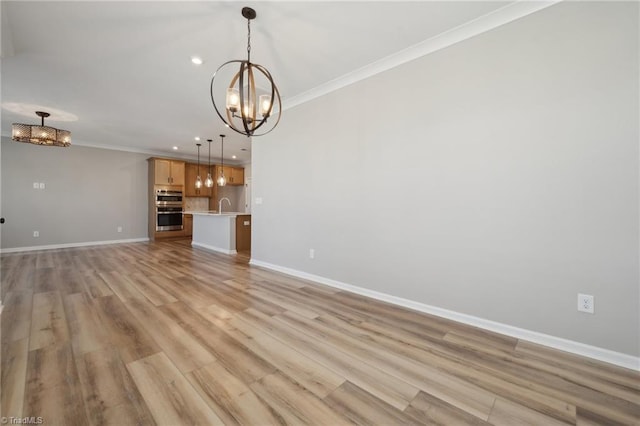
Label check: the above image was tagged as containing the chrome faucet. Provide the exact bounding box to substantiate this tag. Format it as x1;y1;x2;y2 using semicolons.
218;197;231;213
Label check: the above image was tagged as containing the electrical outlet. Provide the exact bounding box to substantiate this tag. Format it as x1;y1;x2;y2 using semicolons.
33;231;39;238
309;248;315;259
578;293;594;314
117;226;123;233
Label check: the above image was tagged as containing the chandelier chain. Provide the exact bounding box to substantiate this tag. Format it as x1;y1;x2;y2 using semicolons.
246;18;251;63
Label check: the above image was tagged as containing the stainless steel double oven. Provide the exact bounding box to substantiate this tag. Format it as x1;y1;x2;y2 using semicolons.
155;188;183;231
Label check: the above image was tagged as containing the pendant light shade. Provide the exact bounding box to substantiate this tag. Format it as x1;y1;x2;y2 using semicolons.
205;139;214;188
12;111;71;147
210;7;281;137
195;143;203;189
217;134;227;187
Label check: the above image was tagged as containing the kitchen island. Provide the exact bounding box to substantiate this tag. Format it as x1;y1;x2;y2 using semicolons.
190;211;251;255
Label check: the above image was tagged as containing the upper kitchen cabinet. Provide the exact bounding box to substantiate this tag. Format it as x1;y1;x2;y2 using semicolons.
185;162;212;197
152;159;185;186
217;165;244;186
229;167;244;185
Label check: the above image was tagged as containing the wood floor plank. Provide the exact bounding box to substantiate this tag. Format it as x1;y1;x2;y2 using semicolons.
24;342;89;425
64;292;110;355
2;291;33;343
75;347;155;426
158;301;277;383
126;352;225;426
235;308;420;411
55;267;87;295
1;338;29;419
1;254;35;295
488;397;572;426
186;361;284;425
236;282;321;319
249;371;354;425
223;314;345;398
516;340;640;392
98;271;147;303
405;391;492;425
79;271;113;299
127;273;179;306
325;313;577;423
125;297;216;373
29;291;69;351
94;295;161;364
277;310;497;420
324;381;420;425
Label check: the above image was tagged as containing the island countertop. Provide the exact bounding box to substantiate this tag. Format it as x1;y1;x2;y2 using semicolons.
185;211;250;217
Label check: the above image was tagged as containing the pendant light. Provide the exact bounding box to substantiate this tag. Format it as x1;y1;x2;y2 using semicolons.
195;143;203;189
205;139;214;187
217;134;227;187
210;7;281;137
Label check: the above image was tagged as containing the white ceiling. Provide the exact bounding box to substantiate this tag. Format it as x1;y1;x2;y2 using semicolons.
1;0;541;164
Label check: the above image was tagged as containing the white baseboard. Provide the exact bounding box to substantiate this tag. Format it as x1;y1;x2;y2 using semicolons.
0;237;150;254
191;241;237;255
249;259;640;372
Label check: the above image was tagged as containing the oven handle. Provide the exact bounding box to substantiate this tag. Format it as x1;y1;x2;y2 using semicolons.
157;211;184;214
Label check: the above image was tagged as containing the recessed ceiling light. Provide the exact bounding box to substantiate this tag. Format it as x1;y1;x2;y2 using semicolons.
172;146;178;150
194;136;200;141
232;155;237;159
191;56;203;65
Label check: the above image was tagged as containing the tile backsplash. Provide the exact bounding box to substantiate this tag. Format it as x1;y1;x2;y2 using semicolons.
185;197;209;211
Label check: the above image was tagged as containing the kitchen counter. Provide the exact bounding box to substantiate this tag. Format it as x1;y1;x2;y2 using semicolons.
187;210;245;217
190;211;251;254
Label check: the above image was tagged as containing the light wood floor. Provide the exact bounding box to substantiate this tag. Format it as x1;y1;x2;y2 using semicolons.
2;240;639;425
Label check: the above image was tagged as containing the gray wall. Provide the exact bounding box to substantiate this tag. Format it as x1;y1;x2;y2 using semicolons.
1;137;149;249
253;2;639;356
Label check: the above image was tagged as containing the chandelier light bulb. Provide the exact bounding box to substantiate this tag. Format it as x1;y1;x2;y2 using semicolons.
226;89;240;113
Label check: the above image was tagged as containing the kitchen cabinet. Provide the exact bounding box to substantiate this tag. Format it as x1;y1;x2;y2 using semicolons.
235;215;251;252
153;159;185;186
184;214;193;237
185;163;212;197
216;165;244;186
229;167;244;185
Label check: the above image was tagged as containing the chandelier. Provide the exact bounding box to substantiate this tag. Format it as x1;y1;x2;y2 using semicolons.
210;7;281;137
12;111;71;147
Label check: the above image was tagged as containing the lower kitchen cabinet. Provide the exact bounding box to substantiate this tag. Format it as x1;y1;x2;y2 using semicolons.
184;214;193;237
235;215;251;251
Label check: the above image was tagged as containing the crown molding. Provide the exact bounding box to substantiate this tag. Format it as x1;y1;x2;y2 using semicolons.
283;0;562;111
